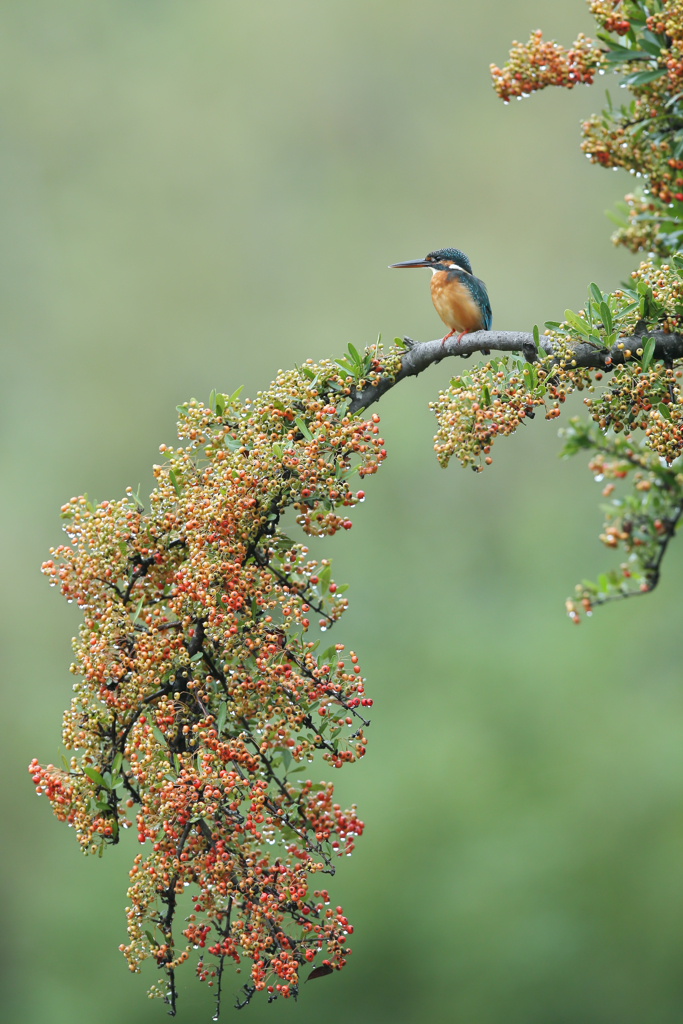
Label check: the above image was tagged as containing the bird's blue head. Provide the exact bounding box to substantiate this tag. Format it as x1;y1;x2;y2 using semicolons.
389;247;473;274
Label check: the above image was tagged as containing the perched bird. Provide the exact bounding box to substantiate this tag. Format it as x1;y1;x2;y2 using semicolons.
390;247;492;345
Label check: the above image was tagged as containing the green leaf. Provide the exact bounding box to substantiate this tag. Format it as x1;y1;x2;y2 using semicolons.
622;68;667;86
347;343;362;365
394;337;406;349
190;652;203;662
300;365;317;380
215;393;225;416
173;753;181;774
168;469;182;497
84;765;106;788
612;301;639;320
590;283;603;305
151;725;168;748
272;443;283;461
598;573;609;594
672;252;683;276
130;485;144;511
532;324;544;358
641;335;656;370
659;402;672;420
117;540;127;557
481;384;491;406
216;701;227;735
295;418;313;441
564;309;590;338
639;34;666;57
209;388;216;411
145;930;159;948
604;47;654;62
318;645;337;666
228;385;244;405
60;753;70;771
112;751;123;775
599;301;613;334
544;321;562;330
131;597;144;625
288;765;306;774
176;403;189;416
318;565;332;593
282;749;292;769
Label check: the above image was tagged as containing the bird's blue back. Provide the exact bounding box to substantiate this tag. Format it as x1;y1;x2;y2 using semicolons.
449;268;492;332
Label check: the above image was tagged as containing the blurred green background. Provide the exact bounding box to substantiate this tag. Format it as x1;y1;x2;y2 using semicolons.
3;1;683;1022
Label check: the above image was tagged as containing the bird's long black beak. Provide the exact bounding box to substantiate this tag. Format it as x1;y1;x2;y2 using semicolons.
389;259;431;269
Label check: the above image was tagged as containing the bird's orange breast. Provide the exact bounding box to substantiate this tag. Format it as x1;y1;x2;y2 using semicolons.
430;271;483;333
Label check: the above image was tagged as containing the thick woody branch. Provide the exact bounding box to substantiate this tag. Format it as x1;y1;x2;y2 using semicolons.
348;329;683;414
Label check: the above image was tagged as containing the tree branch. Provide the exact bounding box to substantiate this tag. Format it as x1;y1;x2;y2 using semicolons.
349;329;683;413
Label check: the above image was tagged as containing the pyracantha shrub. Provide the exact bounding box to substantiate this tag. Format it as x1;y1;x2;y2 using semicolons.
32;350;395;1016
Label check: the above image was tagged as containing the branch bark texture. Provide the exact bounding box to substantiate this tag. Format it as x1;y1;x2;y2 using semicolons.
349;329;683;414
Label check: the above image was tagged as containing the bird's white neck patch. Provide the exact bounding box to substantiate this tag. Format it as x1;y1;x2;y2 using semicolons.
431;262;471;275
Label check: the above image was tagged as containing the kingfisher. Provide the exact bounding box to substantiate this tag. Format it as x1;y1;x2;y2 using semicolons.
389;247;492;345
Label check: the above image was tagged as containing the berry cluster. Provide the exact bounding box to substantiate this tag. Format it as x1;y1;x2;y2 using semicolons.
32;350;391;1017
589;1;631;35
429;357;550;471
608;191;677;257
492;3;683;252
490;29;601;103
560;418;683;621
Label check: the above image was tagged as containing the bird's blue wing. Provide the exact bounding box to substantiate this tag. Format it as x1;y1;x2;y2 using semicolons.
467;275;492;331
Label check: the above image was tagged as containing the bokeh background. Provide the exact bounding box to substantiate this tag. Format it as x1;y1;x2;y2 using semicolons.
3;1;683;1022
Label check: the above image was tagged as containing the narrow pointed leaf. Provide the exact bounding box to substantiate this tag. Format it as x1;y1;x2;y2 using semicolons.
641;335;656;370
294;418;313;441
84;765;106;788
307;965;334;982
564;309;590;337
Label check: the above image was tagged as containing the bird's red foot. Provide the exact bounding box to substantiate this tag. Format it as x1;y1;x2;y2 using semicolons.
441;329;468;347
